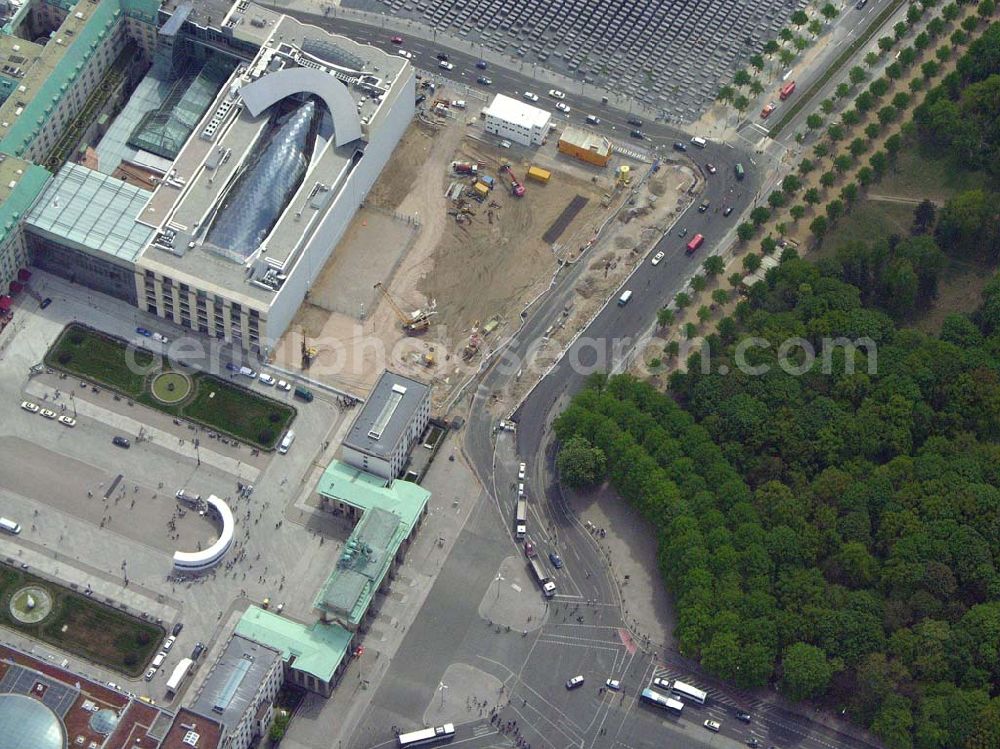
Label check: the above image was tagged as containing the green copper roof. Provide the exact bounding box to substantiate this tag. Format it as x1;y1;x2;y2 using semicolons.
235;606;352;683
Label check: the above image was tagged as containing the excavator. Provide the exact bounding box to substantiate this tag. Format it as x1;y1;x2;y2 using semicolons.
374;282;434;334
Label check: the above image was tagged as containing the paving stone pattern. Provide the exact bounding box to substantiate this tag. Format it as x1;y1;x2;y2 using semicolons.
345;0;808;120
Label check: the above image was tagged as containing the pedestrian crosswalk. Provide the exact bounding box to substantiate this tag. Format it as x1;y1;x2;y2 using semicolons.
649;665;769;713
611;142;651;162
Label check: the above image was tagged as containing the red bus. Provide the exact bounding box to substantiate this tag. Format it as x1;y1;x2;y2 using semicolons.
779;81;796;100
685;234;704;254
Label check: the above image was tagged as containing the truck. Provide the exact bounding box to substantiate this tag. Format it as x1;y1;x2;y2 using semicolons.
528;557;556;597
527;166;551;183
293;386;314;402
685;234;705;254
165;657;193;695
499;163;526;197
515;497;527;539
779;80;796;100
451;161;478;175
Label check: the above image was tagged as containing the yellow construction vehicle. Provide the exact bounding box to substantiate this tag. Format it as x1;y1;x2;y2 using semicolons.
300;330;319;368
374;282;433;334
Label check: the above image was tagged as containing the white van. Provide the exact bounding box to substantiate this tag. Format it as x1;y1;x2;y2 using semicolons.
151;652;166;669
0;517;21;534
618;290;633;306
278;430;295;455
690;136;707;148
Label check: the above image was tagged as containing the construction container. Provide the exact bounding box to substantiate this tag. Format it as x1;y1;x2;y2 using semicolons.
480;174;496;189
558;126;612;167
527;166;551;183
474;182;490;198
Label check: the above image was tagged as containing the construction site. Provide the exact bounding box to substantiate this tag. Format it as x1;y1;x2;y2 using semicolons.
273;88;693;408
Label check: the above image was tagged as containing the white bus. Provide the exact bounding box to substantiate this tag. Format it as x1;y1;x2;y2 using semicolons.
641;688;684;714
165;657;193;694
0;517;21;534
671;679;708;705
515;497;527;539
528;557;556;598
397;723;455;748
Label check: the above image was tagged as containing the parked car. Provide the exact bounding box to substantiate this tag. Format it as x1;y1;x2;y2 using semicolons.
549;552;563;569
651;251;665;266
20;401;39;413
152;332;169;343
144;668;155;682
276;380;291;391
112;436;131;448
436;52;449;61
438;60;454;71
555;102;570;113
626;115;643;127
548;89;566;99
706;163;718;174
162;635;176;652
499;139;512;149
172;622;184;636
565;675;585;689
58;415;76;427
476;76;492;85
390;35;403;44
39;297;52;309
191;642;205;660
259;374;276;386
704;720;721;733
39;408;57;419
522;91;539;102
476;59;488;69
135;327;152;337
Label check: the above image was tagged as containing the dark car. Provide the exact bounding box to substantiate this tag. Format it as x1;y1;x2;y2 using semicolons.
477;76;492;85
736;711;752;723
476;59;488;69
172;622;184;636
673;141;687;152
723;206;734;217
415;94;426;105
112;436;131;448
191;642;205;660
855;0;867;8
627;115;643;127
136;326;152;337
629;129;644;139
39;297;52;309
549;552;563;569
698;201;710;213
678;227;689;238
436;52;449;61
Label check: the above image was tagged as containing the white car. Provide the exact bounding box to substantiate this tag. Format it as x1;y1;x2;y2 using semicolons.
162;635;176;652
606;679;621;691
565;675;585;689
518;462;526;480
144;668;155;682
548;89;566;99
20;401;39;413
397;49;413;59
438;60;454;70
555;102;571;113
651;251;665;266
258;374;276;386
40;408;57;419
276;380;292;392
152;332;169;343
522;91;539;102
58;415;76;427
704;720;721;733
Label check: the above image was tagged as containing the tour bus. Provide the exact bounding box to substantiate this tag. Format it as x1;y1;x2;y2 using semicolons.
515;497;527;539
685;234;705;254
397;723;455;748
690;136;708;148
0;517;21;534
671;679;708;705
641;688;684;714
528;557;556;598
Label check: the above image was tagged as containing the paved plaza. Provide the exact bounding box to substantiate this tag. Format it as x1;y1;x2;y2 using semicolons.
344;0;808;120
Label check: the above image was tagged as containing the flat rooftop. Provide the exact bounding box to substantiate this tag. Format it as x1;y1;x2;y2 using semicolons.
188;635;281;735
342;370;429;460
559;125;611;156
484;93;552;130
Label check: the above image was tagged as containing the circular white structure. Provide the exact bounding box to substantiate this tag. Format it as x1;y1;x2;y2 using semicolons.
172;495;234;572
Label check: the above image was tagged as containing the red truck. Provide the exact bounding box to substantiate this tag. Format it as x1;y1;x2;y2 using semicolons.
451;161;478;175
685;234;705;255
779;80;796;100
499;163;526;197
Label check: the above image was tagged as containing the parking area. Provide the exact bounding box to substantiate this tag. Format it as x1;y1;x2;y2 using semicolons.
345;0;808;120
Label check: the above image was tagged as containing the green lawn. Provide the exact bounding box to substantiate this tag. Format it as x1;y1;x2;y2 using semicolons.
0;565;163;676
878;144;991;204
814;199;915;260
45;324;295;450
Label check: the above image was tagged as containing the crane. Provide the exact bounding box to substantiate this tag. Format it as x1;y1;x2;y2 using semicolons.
374;282;433;333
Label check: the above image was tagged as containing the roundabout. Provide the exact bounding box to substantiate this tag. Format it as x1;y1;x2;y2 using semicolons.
150;371;192;404
9;584;53;624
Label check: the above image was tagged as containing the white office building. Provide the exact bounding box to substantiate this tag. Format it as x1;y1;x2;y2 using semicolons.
483;93;551;146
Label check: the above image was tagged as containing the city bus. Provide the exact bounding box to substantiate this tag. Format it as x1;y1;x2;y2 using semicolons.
0;517;21;534
685;234;705;254
640;688;684;714
671;679;708;705
397;723;455;748
528;557;556;598
515;497;527;539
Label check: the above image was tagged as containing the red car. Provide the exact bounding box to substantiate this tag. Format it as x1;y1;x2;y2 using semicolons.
390;35;404;44
524;541;536;558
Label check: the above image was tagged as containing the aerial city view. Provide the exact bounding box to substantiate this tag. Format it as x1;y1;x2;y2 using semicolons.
1;0;999;747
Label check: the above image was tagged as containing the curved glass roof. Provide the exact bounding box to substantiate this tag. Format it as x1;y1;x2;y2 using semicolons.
205;99;319;259
89;708;119;735
0;694;67;749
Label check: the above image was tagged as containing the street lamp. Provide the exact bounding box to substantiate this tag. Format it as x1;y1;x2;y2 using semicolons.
494;572;504;599
438;681;448;707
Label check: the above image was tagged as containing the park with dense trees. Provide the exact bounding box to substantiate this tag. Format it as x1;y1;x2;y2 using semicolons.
554;15;1000;749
